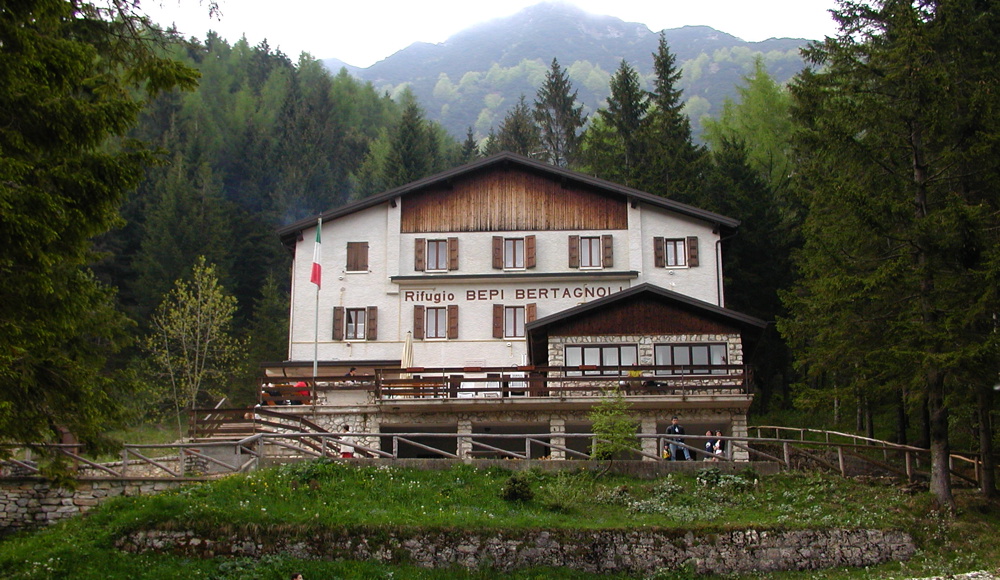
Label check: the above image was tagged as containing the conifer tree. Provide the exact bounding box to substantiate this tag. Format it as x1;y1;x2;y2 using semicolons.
782;0;1000;505
460;127;480;163
494;95;542;157
0;0;197;450
583;61;648;187
385;94;435;189
637;33;707;204
533;58;586;167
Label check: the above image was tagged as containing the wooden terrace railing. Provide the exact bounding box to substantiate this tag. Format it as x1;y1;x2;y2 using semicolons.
373;364;750;400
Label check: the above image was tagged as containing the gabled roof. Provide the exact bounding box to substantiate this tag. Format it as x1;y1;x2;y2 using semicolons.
526;282;767;332
524;282;767;365
277;152;739;246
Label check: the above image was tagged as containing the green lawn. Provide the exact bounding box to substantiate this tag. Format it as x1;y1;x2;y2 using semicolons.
0;461;997;579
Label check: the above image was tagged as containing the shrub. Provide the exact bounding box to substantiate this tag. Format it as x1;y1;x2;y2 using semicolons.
500;472;534;502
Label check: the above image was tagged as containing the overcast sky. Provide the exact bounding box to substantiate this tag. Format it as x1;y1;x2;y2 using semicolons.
145;0;841;68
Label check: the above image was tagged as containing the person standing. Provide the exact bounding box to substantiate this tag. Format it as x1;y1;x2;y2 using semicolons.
290;574;304;580
340;424;354;458
666;416;689;461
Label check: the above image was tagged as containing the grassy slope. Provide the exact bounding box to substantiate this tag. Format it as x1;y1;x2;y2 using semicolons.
0;461;997;579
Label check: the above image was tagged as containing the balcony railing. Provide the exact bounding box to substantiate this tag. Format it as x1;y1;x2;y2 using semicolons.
371;364;749;401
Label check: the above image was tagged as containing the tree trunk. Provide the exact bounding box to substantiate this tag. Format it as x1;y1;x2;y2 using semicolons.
977;383;996;498
895;388;908;445
927;370;955;509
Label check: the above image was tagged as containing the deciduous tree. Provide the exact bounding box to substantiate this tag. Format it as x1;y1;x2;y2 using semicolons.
146;257;245;439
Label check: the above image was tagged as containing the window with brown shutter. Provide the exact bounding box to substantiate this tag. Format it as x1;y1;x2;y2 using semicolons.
448;237;459;270
332;307;344;340
413;305;425;340
526;303;537;323
492;304;504;338
687;236;699;267
366;306;378;340
653;236;665;268
414;238;426;271
568;235;580;268
492;236;503;269
602;234;614;268
447;304;459;339
346;242;369;272
525;235;536;268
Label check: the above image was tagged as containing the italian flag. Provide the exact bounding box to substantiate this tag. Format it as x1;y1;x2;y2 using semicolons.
310;219;322;288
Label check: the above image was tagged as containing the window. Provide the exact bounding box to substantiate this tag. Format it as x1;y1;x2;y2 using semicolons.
414;304;458;340
654;344;728;375
505;306;525;338
426;240;448;271
493;235;535;269
580;236;602;268
565;344;638;376
505;238;524;269
332;306;377;340
415;237;458;271
665;239;686;267
345;308;366;339
569;234;613;268
492;303;536;338
346;242;369;272
654;236;699;268
426;307;447;339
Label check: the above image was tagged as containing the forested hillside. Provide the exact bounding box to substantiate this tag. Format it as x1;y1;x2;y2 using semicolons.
94;32;466;409
329;3;808;138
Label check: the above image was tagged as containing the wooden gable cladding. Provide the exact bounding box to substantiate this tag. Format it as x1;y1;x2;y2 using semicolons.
546;295;740;337
400;168;628;233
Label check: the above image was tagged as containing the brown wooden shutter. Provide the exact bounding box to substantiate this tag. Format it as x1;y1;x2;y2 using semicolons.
653;236;665;268
447;304;459;339
366;306;378;340
448;237;459;270
414;238;425;271
347;242;369;271
413;305;425;340
687;236;699;267
492;304;504;338
492;236;503;269
526;303;537;323
332;307;344;340
568;235;579;268
602;234;614;268
525;235;536;269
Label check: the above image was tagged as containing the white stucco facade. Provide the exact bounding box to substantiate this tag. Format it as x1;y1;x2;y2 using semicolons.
283;154;736;370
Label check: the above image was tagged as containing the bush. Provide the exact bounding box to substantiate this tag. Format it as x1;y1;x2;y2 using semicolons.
500;473;534;502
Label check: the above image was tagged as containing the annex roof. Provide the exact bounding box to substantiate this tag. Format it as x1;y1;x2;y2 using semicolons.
524;282;768;364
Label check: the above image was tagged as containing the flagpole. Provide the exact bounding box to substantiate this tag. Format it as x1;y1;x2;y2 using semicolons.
312;217;322;403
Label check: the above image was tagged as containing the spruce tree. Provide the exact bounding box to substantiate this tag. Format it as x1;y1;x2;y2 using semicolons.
0;0;198;451
637;33;707;204
533;58;586;167
494;95;542;157
781;0;1000;505
584;61;648;187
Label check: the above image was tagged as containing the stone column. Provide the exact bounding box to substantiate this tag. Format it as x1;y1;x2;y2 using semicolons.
549;417;566;460
640;417;658;460
730;412;749;462
457;418;472;459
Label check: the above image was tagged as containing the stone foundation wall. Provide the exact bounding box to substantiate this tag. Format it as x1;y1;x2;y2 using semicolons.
0;478;185;535
116;526;915;575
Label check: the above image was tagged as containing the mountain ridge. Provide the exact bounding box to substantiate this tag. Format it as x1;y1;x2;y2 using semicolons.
322;2;812;139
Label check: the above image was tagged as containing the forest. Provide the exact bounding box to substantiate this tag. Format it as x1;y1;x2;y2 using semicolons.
1;0;998;508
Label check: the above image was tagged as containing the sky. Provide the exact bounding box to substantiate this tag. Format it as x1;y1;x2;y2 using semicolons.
145;0;841;68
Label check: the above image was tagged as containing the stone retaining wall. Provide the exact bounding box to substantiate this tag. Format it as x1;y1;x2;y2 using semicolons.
116;527;916;575
0;478;186;535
